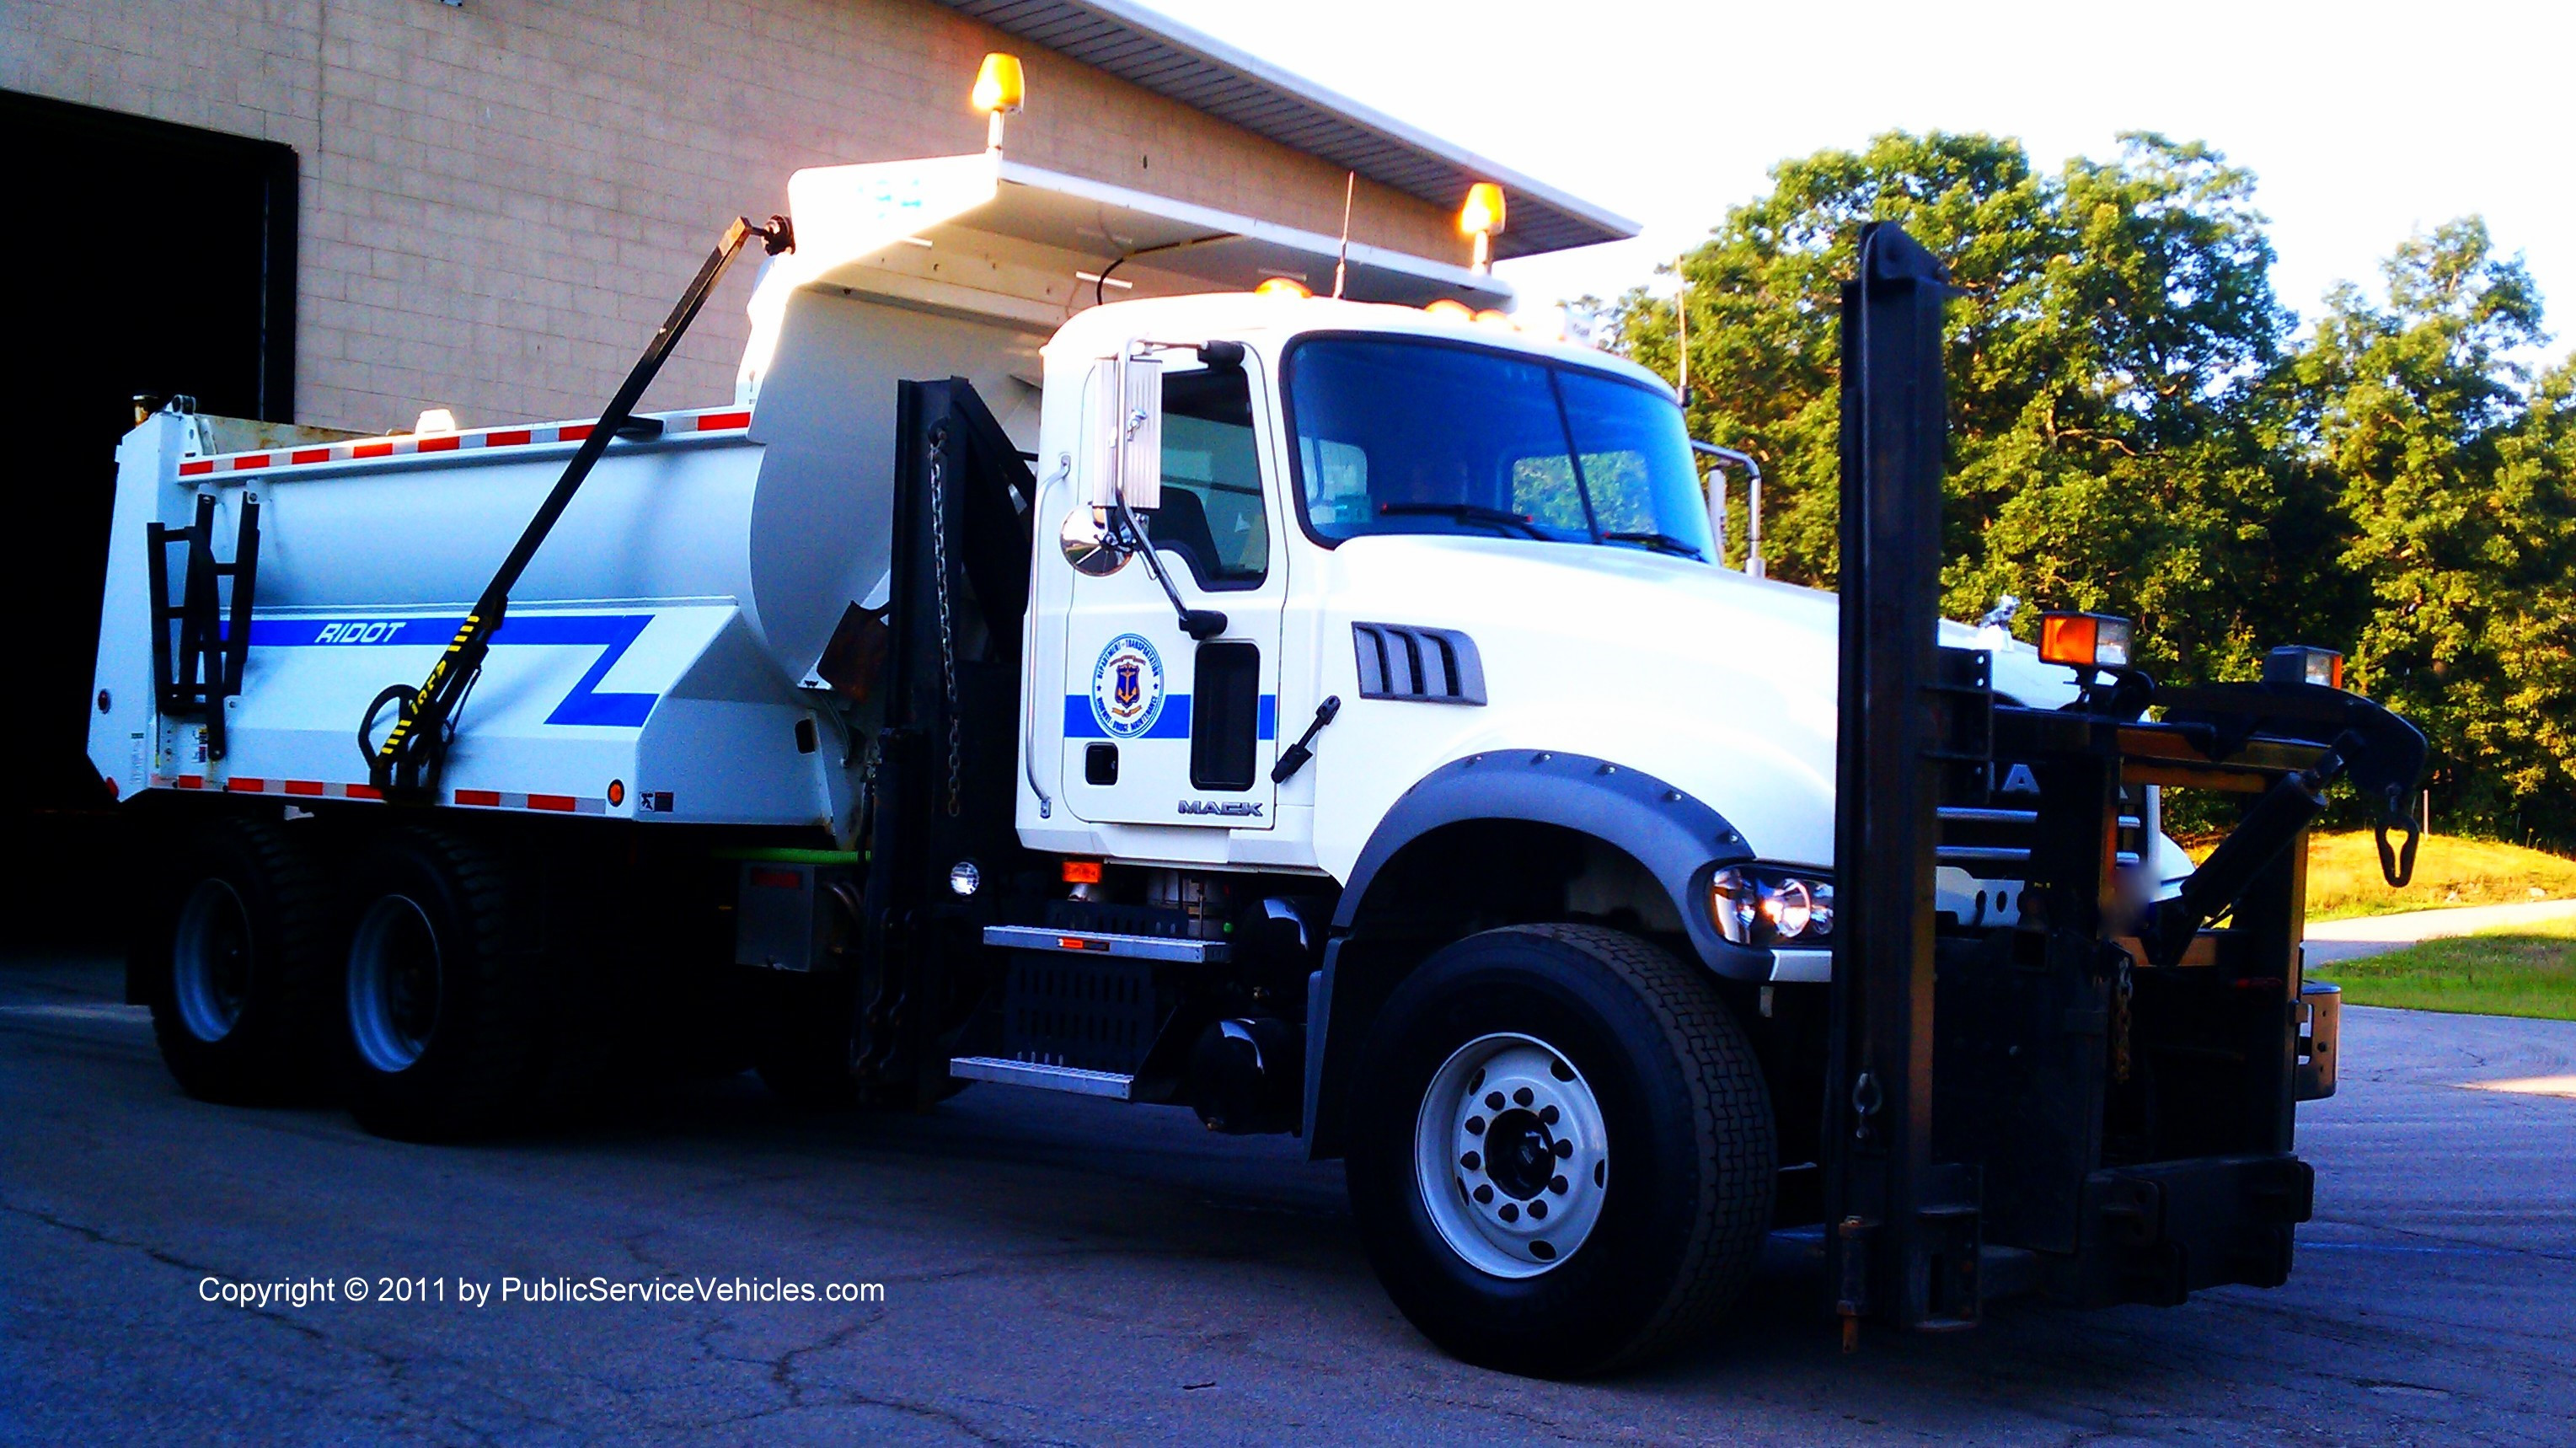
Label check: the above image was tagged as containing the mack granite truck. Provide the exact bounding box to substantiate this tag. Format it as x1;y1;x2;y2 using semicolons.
91;147;2428;1374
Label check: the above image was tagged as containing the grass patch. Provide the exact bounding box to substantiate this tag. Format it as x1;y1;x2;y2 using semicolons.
2319;915;2576;1022
2289;832;2576;922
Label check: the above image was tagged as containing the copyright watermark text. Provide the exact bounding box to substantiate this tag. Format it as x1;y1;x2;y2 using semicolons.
196;1274;885;1310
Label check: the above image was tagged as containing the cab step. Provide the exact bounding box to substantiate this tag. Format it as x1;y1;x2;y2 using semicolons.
947;1056;1136;1100
982;925;1229;963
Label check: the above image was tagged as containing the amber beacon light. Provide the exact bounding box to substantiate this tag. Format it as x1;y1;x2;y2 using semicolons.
1459;182;1506;275
974;52;1026;151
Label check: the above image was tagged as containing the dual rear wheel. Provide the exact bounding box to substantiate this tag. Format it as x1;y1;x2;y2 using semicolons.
338;829;533;1140
143;817;333;1103
144;819;536;1139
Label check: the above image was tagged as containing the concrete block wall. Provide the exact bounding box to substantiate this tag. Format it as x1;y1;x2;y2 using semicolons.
5;0;1467;432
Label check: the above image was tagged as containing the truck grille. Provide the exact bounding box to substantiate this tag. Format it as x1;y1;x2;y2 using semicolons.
1936;796;2150;875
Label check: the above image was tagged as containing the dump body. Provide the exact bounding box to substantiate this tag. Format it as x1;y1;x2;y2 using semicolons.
89;405;869;829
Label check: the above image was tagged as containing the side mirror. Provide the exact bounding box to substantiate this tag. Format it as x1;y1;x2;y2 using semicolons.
1091;354;1163;512
1704;469;1728;562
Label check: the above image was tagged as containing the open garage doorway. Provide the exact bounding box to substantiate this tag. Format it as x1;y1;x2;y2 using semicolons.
2;90;295;942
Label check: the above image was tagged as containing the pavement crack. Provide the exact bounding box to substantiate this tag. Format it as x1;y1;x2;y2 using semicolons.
769;1316;886;1407
0;1195;330;1342
829;1391;1017;1445
2307;1214;2576;1263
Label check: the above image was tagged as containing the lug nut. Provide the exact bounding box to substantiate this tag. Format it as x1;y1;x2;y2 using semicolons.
1460;1151;1481;1170
1465;1115;1486;1135
1513;1087;1534;1107
1550;1175;1568;1194
1539;1104;1559;1125
1553;1140;1573;1159
1498;1204;1518;1223
1474;1184;1493;1204
1529;1199;1547;1220
1486;1091;1505;1111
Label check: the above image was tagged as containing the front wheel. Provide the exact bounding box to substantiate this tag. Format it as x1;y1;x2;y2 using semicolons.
1345;925;1775;1376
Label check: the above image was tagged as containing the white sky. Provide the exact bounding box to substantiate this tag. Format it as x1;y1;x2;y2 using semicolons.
1138;0;2576;357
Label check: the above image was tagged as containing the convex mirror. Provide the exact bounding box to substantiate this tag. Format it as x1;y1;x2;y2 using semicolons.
1060;504;1131;576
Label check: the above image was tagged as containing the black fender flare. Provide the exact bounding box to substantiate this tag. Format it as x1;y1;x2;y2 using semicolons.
1304;749;1765;1157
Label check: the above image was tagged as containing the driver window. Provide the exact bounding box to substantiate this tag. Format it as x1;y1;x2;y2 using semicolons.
1154;365;1269;589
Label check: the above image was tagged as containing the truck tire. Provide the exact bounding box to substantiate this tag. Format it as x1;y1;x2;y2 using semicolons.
142;815;335;1103
1344;924;1775;1376
340;829;536;1141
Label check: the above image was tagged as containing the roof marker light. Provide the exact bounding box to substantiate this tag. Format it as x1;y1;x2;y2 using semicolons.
1423;298;1474;320
1254;276;1311;299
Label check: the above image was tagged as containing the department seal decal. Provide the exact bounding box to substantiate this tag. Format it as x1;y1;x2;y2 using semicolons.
1090;633;1165;739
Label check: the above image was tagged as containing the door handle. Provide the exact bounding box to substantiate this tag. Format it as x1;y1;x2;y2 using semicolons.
1270;695;1342;784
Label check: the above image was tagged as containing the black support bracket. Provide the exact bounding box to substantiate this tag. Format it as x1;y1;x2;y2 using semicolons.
147;490;260;761
1823;223;1980;1338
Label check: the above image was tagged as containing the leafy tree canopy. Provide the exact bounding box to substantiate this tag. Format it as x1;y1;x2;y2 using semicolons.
1610;133;2576;842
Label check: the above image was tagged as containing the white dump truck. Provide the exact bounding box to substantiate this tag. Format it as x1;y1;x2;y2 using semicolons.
93;138;2414;1374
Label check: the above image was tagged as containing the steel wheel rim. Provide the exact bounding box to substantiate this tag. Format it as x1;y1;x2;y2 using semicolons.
1414;1032;1610;1279
172;878;253;1043
348;894;441;1073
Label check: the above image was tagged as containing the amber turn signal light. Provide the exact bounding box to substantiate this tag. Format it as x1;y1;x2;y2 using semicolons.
2038;611;2134;670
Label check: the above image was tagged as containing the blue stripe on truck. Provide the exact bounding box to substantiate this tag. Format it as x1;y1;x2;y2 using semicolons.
1062;695;1278;741
247;614;657;727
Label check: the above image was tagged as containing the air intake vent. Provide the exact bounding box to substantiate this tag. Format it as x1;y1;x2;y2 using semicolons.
1352;623;1486;705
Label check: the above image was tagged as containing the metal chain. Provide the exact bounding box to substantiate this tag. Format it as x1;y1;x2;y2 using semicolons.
2113;955;2135;1085
856;729;883;856
928;424;962;818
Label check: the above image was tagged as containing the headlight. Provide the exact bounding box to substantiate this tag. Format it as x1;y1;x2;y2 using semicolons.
1710;865;1835;947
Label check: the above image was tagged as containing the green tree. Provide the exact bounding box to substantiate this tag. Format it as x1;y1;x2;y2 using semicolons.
2295;220;2576;835
1615;131;2327;685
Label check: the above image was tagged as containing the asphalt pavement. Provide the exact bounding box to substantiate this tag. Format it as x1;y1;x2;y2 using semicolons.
3;947;2571;1446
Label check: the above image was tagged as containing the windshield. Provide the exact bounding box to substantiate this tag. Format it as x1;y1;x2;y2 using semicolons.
1284;335;1714;560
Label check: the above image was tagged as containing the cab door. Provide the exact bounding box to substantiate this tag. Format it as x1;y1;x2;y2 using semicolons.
1061;353;1284;829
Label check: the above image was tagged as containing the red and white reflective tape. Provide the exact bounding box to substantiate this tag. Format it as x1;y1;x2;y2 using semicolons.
175;408;752;478
150;775;607;814
156;774;383;801
450;788;607;816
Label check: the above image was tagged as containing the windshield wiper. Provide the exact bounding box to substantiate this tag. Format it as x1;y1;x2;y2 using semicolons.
1601;530;1706;560
1377;501;1547;538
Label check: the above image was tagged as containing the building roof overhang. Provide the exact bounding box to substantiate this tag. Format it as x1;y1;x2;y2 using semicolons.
926;0;1639;259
